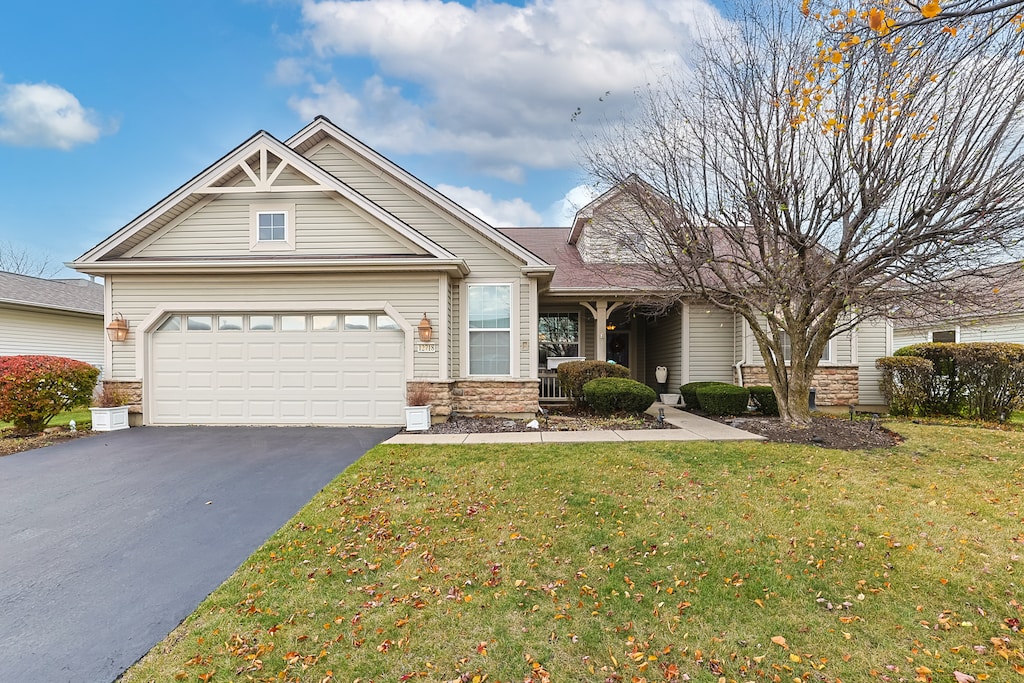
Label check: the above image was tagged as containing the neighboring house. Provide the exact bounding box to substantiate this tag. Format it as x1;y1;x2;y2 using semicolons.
71;117;890;427
0;271;105;371
893;262;1024;350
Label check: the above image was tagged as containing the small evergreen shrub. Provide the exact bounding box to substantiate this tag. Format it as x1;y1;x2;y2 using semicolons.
748;385;779;416
894;343;960;414
695;383;750;416
557;360;630;404
876;356;933;416
582;377;657;414
679;381;730;409
0;355;99;433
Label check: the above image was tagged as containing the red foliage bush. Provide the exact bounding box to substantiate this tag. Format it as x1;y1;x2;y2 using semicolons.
0;355;99;433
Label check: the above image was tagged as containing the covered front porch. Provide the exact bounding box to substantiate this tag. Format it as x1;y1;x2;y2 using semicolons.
536;297;739;403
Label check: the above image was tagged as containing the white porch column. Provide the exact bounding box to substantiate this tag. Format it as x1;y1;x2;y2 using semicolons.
581;300;624;363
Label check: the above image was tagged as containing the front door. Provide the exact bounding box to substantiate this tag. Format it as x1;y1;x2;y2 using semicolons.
607;331;630;367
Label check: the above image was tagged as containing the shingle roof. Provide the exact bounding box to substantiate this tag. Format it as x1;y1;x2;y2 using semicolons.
0;271;103;316
499;227;664;292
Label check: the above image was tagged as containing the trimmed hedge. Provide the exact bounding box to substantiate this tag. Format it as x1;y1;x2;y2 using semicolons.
557;360;630;404
885;342;1024;420
876;356;933;416
748;385;779;416
0;355;99;433
679;381;730;410
695;383;751;416
582;377;657;414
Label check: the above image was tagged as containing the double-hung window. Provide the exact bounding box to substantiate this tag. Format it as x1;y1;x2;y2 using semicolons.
468;284;512;375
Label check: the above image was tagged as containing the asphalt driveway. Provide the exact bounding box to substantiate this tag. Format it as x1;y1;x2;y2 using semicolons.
0;425;396;683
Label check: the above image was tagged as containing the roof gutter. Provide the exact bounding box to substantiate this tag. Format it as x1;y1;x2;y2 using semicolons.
68;258;472;277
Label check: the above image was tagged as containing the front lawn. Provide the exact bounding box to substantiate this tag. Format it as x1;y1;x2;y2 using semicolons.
123;424;1023;682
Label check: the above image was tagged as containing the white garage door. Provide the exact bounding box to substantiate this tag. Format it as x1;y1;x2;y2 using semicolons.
149;312;405;426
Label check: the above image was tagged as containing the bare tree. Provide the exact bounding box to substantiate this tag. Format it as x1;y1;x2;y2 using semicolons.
580;0;1024;425
0;242;61;278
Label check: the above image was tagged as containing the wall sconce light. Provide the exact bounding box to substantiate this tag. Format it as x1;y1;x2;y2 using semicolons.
106;313;129;342
417;314;433;342
605;323;616;331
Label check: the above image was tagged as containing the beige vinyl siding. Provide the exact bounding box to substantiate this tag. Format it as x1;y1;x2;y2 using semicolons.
893;328;931;349
309;142;532;379
745;316;853;366
688;307;737;382
449;280;460;377
895;314;1024;349
0;307;104;371
644;305;683;392
107;273;441;380
131;192;423;258
856;318;889;405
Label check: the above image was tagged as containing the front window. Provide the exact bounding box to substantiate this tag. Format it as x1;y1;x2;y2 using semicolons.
779;331;830;363
539;313;580;365
932;329;956;343
469;284;512;375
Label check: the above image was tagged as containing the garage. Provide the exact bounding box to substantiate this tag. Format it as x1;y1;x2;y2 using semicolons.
149;312;405;426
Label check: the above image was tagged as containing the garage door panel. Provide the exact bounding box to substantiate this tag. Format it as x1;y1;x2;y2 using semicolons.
151;312;406;426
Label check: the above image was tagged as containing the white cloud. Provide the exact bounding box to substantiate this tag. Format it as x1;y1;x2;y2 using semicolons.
545;184;601;226
436;183;542;227
0;79;111;150
287;0;723;180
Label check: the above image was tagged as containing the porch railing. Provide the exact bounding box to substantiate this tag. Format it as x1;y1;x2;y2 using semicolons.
539;370;570;403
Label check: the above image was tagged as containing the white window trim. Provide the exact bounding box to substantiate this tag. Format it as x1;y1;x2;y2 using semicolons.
538;311;581;364
249;202;296;251
465;282;515;378
776;330;834;366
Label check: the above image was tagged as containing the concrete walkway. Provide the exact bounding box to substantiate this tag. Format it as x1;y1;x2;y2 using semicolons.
383;403;764;444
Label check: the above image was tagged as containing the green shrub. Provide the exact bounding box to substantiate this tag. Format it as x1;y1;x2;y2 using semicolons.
557;360;630;404
748;385;779;416
0;355;99;433
679;381;730;410
893;343;960;414
695;383;750;416
582;377;657;415
949;342;1024;420
885;342;1024;420
876;355;933;416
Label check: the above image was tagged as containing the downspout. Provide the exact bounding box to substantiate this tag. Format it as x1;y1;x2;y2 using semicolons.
734;313;744;386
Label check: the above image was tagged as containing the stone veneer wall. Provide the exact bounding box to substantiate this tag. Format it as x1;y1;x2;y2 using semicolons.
407;379;540;419
101;381;143;412
406;381;454;419
737;366;859;406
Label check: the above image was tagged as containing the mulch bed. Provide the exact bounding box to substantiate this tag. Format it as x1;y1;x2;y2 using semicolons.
421;410;671;434
0;427;95;457
712;414;901;450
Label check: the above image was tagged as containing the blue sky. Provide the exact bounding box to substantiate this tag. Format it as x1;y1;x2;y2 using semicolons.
0;0;722;274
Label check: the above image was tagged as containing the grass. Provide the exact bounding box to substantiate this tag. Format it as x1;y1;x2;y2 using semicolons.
122;424;1024;683
0;407;92;431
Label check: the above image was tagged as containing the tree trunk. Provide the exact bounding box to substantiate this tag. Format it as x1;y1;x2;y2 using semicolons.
779;363;813;426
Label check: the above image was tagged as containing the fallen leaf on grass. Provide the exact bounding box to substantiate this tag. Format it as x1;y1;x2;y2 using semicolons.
771;635;789;649
953;672;976;683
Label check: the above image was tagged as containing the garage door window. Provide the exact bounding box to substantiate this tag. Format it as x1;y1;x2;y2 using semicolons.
158;315;181;332
281;315;306;332
312;315;338;331
218;316;243;331
187;316;212;331
469;284;512;376
377;315;400;331
344;315;370;330
250;316;274;331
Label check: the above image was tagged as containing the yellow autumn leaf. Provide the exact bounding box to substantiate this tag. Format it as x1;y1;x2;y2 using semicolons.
921;0;941;19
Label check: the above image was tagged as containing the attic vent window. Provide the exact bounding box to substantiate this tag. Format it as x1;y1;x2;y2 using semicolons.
258;212;286;241
249;203;296;251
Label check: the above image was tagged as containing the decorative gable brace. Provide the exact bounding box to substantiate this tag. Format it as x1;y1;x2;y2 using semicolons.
196;145;334;194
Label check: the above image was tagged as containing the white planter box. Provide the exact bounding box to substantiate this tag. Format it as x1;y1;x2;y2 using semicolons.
90;406;130;432
546;356;586;370
404;405;432;432
660;393;680;405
